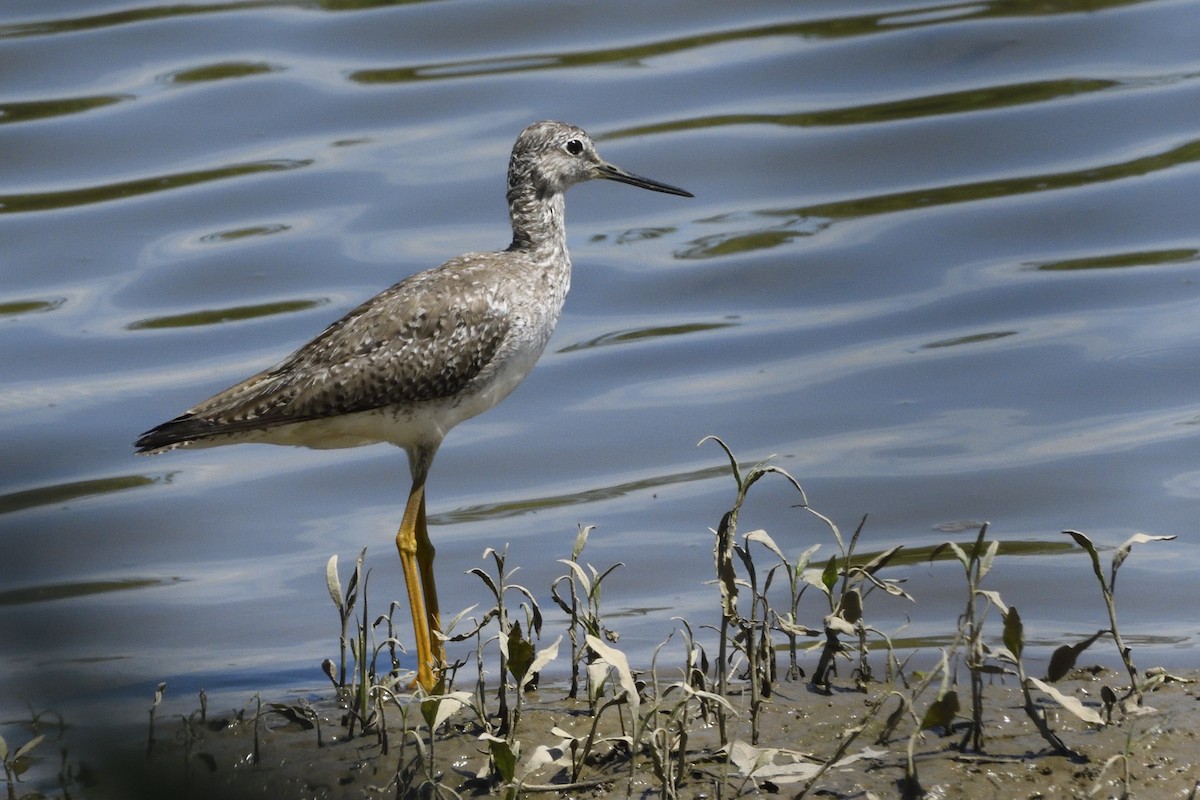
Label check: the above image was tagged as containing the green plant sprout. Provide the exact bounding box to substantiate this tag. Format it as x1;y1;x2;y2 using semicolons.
931;523;1105;759
1;731;45;800
1063;529;1176;704
550;524;623;702
932;521;997;752
325;547;366;690
701;434;806;746
464;545;544;737
121;437;1189;799
809;517;911;692
742;529;822;680
145;681;167;758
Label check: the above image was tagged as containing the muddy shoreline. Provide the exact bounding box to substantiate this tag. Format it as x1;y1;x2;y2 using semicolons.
74;667;1199;800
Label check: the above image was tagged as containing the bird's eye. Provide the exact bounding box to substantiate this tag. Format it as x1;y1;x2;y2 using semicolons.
564;139;584;156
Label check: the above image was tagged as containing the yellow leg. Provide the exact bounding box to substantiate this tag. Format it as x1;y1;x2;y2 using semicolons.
414;491;444;670
396;482;440;691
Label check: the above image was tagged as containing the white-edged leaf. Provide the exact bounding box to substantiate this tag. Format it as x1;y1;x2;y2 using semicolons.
468;567;500;598
325;555;343;612
521;741;571;776
793;543;822;577
859;545;903;577
586;661;609;704
801;567;832;597
519;635;562;692
974;589;1009;615
983;643;1019;665
586;634;639;719
977;539;1000;580
745;529;786;563
571;524;593;560
1028;677;1105;725
838;746;887;766
776;614;821;638
938;541;969;571
11;734;44;762
423;690;474;731
729;740;774;775
729;740;831;784
878;580;915;601
699;434;742;487
1111;533;1175;590
681;683;737;713
824;613;856;637
557;558;593;596
1064;529;1107;591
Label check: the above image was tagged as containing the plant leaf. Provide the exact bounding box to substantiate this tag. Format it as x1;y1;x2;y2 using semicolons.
1027;677;1105;725
506;623;535;684
931;541;964;570
699;435;741;487
591;562;623;598
745;529;786;564
858;544;903;577
984;643;1019;666
421;691;473;732
1002;606;1023;661
801;566;832;597
729;739;774;776
586;660;610;704
839;588;863;625
920;691;959;732
468;567;500;599
977;539;1000;581
824;613;856;637
268;703;315;730
521;741;571;776
681;682;737;712
557;558;593;597
775;614;821;637
325;554;343;613
519;635;562;692
793;543;822;577
482;734;517;782
821;555;839;594
975;589;1009;615
11;734;45;764
571;524;592;560
1045;629;1108;682
1063;529;1107;593
586;634;639;720
1110;533;1175;591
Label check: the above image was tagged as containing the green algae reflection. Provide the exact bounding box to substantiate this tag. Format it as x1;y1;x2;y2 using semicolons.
128;298;325;330
0;474;167;516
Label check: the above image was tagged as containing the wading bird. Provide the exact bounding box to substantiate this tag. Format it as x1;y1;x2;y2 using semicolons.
136;120;692;690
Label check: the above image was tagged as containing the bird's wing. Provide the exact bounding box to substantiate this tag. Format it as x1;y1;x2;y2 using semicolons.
136;258;511;450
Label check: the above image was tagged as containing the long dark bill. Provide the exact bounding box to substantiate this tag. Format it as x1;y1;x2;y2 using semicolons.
597;162;694;198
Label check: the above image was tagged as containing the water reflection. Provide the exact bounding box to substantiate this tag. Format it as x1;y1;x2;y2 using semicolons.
127;299;327;330
0;474;170;516
0;159;311;214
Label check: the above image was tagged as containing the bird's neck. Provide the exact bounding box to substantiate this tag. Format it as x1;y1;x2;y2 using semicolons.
506;183;569;266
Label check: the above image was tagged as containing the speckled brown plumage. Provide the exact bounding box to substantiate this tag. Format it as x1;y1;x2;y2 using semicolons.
136;121;690;459
134;120;691;692
135;259;514;449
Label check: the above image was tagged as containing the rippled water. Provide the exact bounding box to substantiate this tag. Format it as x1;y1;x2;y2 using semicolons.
3;0;1199;742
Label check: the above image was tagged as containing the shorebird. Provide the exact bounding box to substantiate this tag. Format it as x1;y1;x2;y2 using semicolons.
135;120;692;691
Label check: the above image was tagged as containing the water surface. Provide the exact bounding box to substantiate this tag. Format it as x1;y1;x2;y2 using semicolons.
2;0;1199;742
